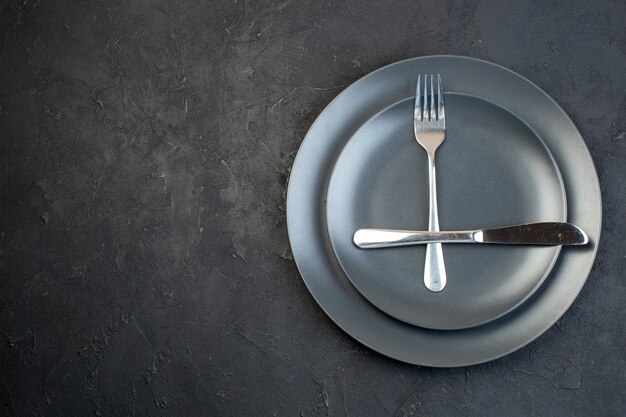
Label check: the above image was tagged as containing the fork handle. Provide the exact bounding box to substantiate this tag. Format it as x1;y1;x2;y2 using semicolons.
425;153;447;292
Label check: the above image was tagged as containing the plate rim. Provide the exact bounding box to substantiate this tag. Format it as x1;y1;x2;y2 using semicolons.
286;55;602;367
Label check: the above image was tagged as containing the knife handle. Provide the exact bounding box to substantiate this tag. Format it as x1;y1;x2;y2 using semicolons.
353;229;475;249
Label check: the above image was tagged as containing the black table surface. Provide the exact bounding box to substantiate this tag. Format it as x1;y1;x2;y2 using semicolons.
1;0;625;416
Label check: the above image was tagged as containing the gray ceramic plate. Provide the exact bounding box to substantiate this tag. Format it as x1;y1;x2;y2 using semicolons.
286;56;601;366
327;94;566;330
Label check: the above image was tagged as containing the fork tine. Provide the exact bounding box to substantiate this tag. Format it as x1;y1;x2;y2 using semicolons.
415;75;421;122
423;74;428;121
437;74;444;120
429;74;435;121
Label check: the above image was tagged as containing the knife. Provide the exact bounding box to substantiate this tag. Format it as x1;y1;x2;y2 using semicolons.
353;222;588;249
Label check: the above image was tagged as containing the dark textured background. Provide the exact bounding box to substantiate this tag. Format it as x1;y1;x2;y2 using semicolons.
1;0;625;416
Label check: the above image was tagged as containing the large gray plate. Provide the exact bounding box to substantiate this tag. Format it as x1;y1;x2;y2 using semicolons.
286;56;601;367
327;94;566;330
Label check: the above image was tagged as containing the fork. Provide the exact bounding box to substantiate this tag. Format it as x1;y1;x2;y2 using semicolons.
414;74;447;292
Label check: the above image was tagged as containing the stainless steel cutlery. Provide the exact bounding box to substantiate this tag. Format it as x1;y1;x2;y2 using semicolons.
414;74;447;292
354;222;589;249
354;75;589;292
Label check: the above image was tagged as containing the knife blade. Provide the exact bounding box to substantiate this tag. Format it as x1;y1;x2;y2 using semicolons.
353;222;588;249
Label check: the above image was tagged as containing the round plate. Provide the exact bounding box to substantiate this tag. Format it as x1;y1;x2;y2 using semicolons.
286;56;601;366
327;94;566;330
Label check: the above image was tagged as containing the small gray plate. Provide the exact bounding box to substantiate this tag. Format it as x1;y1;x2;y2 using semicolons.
327;94;566;330
286;56;601;366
